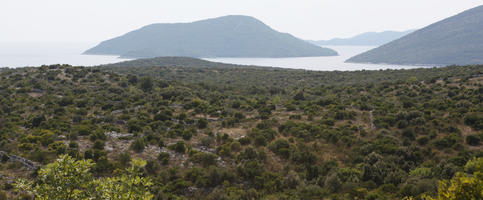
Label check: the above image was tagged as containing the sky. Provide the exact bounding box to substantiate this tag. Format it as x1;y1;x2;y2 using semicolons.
1;0;482;43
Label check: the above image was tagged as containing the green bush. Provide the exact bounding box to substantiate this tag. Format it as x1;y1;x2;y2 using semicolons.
131;138;146;153
169;141;186;154
466;134;480;146
158;152;170;165
190;152;217;167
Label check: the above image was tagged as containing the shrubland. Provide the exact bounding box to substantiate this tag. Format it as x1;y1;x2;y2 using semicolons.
0;62;481;199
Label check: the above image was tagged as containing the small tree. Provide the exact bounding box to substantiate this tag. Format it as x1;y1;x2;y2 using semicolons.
15;155;154;200
15;155;94;200
417;157;483;200
94;159;154;200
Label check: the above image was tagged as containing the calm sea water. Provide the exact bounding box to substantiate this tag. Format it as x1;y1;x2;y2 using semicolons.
205;45;431;71
0;43;431;71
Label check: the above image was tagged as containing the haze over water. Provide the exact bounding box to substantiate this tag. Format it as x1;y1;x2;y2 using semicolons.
0;43;431;71
0;42;130;68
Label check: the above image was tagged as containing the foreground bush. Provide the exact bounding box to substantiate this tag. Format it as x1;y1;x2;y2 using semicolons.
15;155;153;200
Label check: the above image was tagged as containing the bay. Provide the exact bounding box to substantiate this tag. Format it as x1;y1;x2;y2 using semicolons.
205;45;432;71
0;43;432;70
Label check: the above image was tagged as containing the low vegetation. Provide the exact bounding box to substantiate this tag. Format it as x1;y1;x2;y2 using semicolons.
0;62;481;199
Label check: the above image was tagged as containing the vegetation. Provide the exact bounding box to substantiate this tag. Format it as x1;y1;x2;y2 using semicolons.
0;62;481;199
414;158;482;200
15;155;153;200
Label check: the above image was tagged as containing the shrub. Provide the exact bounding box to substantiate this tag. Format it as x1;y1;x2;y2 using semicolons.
416;136;429;145
182;131;193;140
230;141;241;152
158;152;170;165
31;115;46;127
197;118;208;129
93;140;105;150
169;141;186;154
190;152;217;167
200;136;215;147
466;135;480;146
48;141;67;155
238;137;251;145
269;139;290;159
118;152;131;166
254;135;267;146
464;157;483;174
409;167;433;178
464;113;482;130
130;138;146;153
433;134;461;149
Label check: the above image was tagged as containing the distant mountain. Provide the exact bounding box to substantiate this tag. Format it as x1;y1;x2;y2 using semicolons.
309;30;415;46
347;5;483;65
84;15;337;58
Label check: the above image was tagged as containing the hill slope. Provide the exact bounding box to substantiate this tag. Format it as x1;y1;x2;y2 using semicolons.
347;5;483;65
1;64;481;199
84;15;337;58
309;29;414;46
100;56;483;89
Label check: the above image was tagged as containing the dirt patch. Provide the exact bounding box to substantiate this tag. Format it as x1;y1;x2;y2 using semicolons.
217;128;248;139
27;92;43;97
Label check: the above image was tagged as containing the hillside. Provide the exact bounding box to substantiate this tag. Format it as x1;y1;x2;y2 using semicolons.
84;15;337;58
100;57;482;89
309;29;414;46
347;5;483;65
1;63;481;199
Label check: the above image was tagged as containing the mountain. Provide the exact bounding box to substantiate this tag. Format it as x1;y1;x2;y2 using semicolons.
84;15;337;58
347;5;483;65
309;30;414;46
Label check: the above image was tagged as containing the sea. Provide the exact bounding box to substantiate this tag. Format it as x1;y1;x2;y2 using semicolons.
0;42;431;71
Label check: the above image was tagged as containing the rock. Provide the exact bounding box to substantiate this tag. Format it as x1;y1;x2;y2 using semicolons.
0;151;40;170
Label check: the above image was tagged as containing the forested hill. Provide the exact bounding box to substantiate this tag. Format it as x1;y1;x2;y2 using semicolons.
0;64;481;199
347;5;483;65
84;15;337;58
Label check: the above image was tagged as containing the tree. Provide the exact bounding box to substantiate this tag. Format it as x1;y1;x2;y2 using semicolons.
422;172;482;200
94;159;154;200
15;155;95;200
15;155;154;200
417;158;483;200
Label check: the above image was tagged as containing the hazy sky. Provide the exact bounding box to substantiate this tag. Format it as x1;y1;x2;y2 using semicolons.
1;0;482;43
